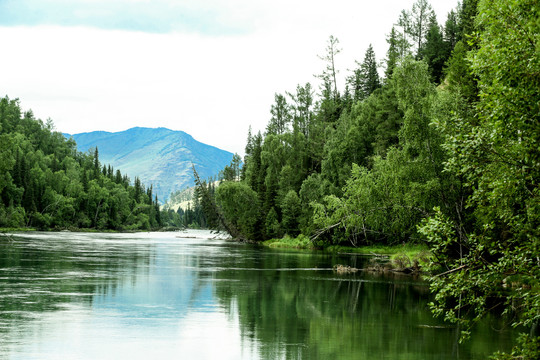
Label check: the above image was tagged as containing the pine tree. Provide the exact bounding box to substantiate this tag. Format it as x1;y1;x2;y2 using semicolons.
443;9;460;49
421;15;448;83
93;147;100;179
287;83;314;138
266;94;291;136
385;27;400;80
348;44;381;102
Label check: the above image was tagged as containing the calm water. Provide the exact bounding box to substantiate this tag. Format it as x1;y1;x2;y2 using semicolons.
0;231;518;359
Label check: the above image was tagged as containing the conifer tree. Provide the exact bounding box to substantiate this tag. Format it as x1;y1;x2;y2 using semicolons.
266;94;291;136
421;15;448;83
443;9;460;49
348;44;381;102
385;27;400;80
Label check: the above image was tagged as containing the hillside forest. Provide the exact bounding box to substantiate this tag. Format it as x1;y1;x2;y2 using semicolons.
0;101;162;231
195;0;539;356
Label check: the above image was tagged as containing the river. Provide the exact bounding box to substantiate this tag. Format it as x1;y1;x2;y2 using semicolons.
0;230;518;359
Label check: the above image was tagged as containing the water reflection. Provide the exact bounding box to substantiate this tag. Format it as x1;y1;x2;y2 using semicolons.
0;231;518;359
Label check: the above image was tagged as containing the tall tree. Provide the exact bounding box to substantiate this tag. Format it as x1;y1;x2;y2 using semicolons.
409;0;436;57
266;93;291;136
348;44;381;102
421;0;540;357
193;165;237;237
316;35;341;101
385;27;400;80
458;0;479;40
316;36;344;125
421;15;448;83
443;9;460;49
93;147;100;180
396;10;413;58
288;83;314;138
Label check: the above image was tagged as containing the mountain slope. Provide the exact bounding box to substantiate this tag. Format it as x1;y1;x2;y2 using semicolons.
66;127;233;202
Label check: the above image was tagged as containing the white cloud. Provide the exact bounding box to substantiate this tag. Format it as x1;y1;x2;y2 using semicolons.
0;0;457;155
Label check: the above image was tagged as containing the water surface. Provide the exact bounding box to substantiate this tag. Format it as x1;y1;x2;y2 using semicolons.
0;231;518;359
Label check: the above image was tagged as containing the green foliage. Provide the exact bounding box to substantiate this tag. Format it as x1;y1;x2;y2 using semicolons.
265;207;281;239
419;0;540;356
215;181;261;240
490;333;540;360
384;27;400;80
443;10;460;49
0;96;163;231
281;190;301;236
206;5;539;356
313;57;451;247
347;44;380;102
262;234;313;249
399;0;435;57
266;94;292;136
421;16;450;83
219;153;242;182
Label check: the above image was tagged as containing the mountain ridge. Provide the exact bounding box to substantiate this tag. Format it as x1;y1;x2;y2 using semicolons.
65;127;233;203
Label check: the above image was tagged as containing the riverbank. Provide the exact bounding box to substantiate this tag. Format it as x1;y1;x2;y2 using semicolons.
263;235;432;273
0;226;186;234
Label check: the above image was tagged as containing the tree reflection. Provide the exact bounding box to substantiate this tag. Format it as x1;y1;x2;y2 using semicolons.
212;247;518;360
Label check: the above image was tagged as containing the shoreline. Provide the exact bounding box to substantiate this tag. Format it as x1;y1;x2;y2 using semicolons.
262;235;432;274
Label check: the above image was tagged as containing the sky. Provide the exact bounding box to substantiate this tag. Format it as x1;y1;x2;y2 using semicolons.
0;0;458;155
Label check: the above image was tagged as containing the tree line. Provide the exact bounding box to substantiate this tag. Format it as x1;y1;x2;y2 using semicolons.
0;100;162;230
198;0;539;357
208;0;466;243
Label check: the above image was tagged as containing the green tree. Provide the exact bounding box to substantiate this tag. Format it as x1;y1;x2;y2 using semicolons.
420;0;540;357
348;44;380;102
316;36;343;126
265;207;281;239
313;58;448;246
316;35;341;101
93;147;100;180
396;10;413;59
215;181;261;240
421;15;448;83
458;0;479;40
266;94;291;136
281;190;301;236
0;135;14;196
384;27;400;80
443;9;460;49
288;83;314;139
409;0;436;57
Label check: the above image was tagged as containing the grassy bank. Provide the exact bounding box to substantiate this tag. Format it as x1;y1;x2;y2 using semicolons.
262;234;315;249
262;235;432;271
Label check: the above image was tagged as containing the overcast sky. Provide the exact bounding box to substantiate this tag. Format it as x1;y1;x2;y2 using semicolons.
0;0;457;155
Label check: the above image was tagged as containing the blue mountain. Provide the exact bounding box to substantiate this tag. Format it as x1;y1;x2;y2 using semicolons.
65;127;233;202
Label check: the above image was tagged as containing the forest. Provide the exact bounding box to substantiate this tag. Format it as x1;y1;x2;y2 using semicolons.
196;0;539;357
0;99;162;231
0;0;537;356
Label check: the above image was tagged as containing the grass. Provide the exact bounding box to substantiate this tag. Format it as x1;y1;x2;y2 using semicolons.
262;234;316;250
262;235;433;270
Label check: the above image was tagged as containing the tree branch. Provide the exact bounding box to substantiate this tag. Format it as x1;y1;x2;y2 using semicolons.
433;264;467;278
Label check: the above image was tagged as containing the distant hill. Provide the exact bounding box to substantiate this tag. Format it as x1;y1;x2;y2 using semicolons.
65;127;233;202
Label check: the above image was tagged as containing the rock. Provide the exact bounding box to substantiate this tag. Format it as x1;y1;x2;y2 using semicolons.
333;264;359;274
